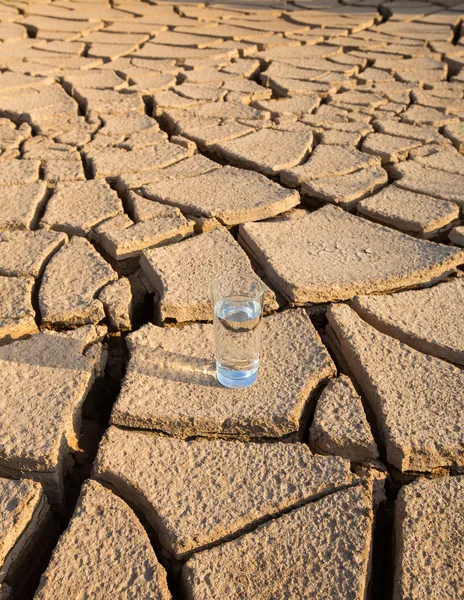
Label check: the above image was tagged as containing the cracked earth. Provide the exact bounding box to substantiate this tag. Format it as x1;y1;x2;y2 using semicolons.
0;0;463;598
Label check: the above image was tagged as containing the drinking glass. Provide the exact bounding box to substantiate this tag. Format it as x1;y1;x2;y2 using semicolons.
211;274;265;389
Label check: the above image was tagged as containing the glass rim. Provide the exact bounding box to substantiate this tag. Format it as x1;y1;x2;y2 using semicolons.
210;273;266;301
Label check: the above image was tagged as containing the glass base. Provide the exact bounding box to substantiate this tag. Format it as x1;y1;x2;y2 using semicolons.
216;363;258;389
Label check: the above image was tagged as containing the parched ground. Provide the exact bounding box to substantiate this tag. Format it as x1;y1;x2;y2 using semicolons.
0;0;464;598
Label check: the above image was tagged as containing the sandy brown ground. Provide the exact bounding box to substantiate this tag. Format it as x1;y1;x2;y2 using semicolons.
0;0;463;598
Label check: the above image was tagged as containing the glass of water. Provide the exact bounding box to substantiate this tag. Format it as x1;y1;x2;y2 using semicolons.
211;274;265;389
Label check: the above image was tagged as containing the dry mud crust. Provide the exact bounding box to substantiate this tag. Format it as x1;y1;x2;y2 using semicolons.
300;166;388;209
1;1;464;598
0;230;66;278
93;426;355;560
0;159;40;186
140;227;277;323
141;164;300;226
182;483;374;600
0;331;98;505
87;144;192;180
280;145;381;186
351;278;464;365
39;237;117;328
117;154;220;193
449;226;464;247
98;278;133;331
0;276;38;345
0;478;54;598
390;161;464;210
111;309;335;439
393;475;464;600
361;133;422;164
98;215;195;262
238;205;464;304
357;184;459;238
211;127;314;175
327;304;464;473
0;181;47;230
309;374;379;463
40;180;123;237
33;480;171;600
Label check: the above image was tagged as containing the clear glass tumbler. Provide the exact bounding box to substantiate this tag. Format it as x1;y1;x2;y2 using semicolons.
211;274;265;389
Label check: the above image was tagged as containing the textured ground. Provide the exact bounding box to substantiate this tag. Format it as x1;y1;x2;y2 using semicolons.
0;0;463;598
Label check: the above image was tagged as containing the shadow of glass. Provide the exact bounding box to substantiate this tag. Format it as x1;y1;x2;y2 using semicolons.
132;346;220;387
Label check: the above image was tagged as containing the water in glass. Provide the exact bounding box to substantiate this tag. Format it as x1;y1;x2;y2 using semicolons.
211;276;264;389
